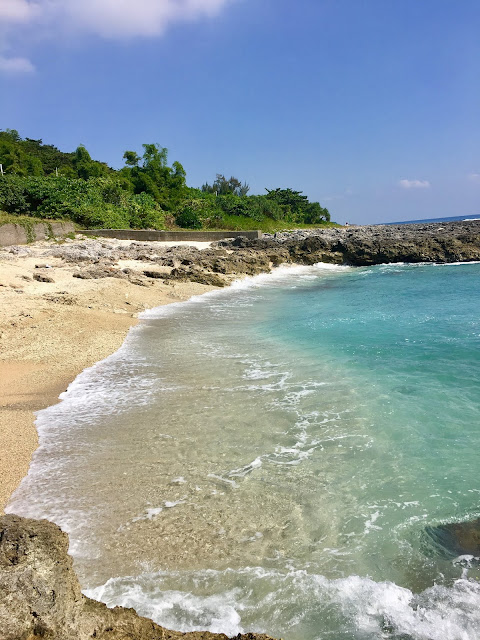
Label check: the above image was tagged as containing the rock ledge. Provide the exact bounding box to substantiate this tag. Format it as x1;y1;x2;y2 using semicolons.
0;514;276;640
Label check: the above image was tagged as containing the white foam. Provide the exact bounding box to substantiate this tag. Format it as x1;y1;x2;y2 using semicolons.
140;262;351;320
207;474;239;489
164;499;185;508
227;457;263;478
85;567;480;640
131;507;164;523
363;510;382;534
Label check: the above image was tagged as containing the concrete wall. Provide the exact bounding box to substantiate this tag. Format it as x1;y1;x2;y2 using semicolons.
81;229;263;241
0;222;75;247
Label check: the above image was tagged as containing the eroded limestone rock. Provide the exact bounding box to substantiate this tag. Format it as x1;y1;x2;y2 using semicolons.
0;515;277;640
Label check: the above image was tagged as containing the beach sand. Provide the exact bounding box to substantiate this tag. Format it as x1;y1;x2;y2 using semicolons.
0;237;216;513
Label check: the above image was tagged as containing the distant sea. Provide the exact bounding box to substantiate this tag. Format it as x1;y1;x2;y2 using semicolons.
8;262;480;639
383;214;480;225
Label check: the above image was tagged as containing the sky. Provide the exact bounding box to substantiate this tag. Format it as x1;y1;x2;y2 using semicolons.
0;0;479;224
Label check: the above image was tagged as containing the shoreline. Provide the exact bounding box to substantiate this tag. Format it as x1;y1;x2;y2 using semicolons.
3;220;480;513
2;224;480;638
0;237;218;513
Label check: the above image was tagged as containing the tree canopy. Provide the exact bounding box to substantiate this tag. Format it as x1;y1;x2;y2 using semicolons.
0;130;332;230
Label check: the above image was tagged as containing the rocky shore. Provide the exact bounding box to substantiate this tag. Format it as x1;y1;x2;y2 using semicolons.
7;220;476;292
53;220;480;288
0;514;275;640
2;220;480;639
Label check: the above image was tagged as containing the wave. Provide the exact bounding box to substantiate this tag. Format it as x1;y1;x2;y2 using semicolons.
85;566;480;639
140;262;351;320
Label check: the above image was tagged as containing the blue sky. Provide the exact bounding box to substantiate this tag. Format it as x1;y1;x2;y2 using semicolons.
1;0;479;224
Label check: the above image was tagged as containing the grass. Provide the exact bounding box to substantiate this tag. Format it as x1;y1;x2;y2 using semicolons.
203;214;341;233
0;211;57;227
0;211;78;243
1;210;341;235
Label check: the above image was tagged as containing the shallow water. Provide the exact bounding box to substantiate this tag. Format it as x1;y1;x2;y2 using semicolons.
8;262;480;639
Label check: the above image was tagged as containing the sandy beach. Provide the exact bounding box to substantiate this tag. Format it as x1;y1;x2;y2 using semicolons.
0;237;217;513
3;221;480;513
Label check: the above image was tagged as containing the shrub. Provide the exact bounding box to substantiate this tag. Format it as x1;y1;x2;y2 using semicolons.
128;192;165;229
0;178;29;214
175;206;202;229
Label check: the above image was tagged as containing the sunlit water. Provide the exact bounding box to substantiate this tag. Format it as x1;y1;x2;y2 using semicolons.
8;262;480;639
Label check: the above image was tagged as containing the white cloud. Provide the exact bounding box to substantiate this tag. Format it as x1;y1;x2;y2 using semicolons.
468;173;480;183
0;0;40;23
0;0;231;38
399;179;430;189
0;55;35;73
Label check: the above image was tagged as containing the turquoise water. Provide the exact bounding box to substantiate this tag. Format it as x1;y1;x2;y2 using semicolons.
8;262;480;639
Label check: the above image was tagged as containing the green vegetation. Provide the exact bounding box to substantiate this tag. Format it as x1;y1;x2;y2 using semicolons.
0;211;60;227
0;210;67;243
0;129;333;230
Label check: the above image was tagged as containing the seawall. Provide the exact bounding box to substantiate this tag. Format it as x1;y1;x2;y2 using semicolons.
0;222;75;246
82;229;262;242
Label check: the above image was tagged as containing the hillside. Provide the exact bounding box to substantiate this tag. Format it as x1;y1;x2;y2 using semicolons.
0;129;334;232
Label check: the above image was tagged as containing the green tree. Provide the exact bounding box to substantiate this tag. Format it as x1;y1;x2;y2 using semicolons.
73;145;107;180
122;144;187;210
123;150;141;167
202;174;249;196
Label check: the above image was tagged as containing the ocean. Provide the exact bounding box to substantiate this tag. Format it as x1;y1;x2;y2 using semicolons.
7;261;480;640
383;214;480;225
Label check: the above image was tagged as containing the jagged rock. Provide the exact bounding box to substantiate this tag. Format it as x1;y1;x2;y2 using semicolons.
73;268;127;280
23;221;480;292
265;249;290;267
230;236;251;248
166;268;228;287
207;253;270;276
43;292;78;305
33;272;55;283
262;221;480;266
286;236;343;265
0;515;277;640
128;276;155;287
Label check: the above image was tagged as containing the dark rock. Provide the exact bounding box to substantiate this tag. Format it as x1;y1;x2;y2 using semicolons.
33;273;55;283
230;236;251;248
0;515;277;640
166;268;228;287
425;518;480;558
128;276;155;287
265;249;290;266
259;221;480;266
73;268;127;280
43;292;78;305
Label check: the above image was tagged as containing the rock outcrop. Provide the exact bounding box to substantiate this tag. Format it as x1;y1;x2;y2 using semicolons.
34;221;480;288
163;221;480;281
259;220;480;266
0;515;276;640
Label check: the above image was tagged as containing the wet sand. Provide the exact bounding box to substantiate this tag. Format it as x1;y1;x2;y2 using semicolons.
0;237;216;513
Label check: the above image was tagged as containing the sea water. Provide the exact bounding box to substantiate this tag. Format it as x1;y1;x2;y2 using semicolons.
383;214;480;224
7;262;480;639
